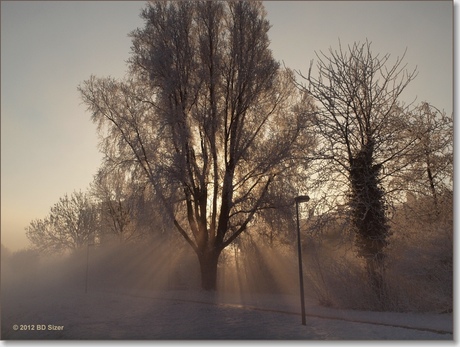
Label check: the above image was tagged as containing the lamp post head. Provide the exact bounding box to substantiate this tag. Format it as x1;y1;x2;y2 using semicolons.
295;195;310;203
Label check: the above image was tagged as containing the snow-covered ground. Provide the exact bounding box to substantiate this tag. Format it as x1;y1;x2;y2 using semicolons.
1;279;453;341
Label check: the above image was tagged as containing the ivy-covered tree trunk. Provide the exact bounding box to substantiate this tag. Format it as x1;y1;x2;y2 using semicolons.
303;40;418;310
349;139;390;309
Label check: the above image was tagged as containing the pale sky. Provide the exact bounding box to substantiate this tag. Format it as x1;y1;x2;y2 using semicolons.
1;1;454;251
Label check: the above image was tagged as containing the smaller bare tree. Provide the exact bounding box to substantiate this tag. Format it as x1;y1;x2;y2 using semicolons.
91;166;143;243
26;191;99;254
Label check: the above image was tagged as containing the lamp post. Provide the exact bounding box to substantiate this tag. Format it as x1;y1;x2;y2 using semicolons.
295;195;310;326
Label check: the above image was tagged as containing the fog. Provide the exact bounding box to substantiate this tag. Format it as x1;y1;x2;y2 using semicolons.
1;234;306;338
1;226;453;340
3;236;300;294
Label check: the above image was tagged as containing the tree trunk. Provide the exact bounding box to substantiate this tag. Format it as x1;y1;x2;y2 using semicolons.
366;257;388;311
425;159;439;217
198;249;221;291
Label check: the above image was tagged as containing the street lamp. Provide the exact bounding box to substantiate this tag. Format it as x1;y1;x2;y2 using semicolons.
295;195;310;326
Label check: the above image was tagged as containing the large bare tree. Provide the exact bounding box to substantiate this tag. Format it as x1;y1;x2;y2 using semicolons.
300;40;417;306
79;1;311;290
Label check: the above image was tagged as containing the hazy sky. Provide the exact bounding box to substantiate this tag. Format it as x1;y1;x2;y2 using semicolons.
1;1;453;251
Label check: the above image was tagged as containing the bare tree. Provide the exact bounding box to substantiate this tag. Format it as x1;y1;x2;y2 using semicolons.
91;163;173;244
79;1;311;290
91;166;141;244
399;102;453;216
388;104;453;310
26;191;99;254
299;40;417;306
